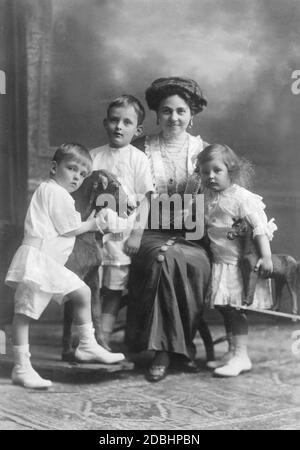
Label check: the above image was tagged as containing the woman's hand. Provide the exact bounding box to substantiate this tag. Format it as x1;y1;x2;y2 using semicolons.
124;230;142;256
254;256;273;278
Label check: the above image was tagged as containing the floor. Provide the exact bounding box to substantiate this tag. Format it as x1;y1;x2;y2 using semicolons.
1;319;300;430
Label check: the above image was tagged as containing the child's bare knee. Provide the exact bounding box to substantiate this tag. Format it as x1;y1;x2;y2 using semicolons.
79;285;91;305
81;284;91;298
70;285;91;307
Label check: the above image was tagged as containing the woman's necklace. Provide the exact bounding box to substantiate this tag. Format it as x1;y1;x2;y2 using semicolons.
159;134;189;194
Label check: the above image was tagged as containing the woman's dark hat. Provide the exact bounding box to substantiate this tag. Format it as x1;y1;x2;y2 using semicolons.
145;77;207;114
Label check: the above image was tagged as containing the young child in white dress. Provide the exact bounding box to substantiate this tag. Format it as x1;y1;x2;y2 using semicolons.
90;95;154;349
197;144;277;377
5;143;124;389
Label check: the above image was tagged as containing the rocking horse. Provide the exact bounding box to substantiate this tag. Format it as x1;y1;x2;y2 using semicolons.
62;169;134;360
227;218;299;315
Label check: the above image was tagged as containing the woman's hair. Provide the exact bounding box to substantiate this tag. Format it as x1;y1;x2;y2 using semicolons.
145;77;207;115
197;144;254;189
107;94;145;125
51;143;93;174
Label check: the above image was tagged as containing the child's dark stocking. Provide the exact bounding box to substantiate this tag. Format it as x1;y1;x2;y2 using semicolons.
207;306;235;369
230;309;248;335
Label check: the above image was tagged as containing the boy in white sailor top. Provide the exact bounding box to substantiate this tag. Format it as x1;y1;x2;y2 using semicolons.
5;144;125;389
90;95;154;349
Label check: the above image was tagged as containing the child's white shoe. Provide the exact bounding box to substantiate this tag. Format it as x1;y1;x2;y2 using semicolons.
74;343;124;364
206;350;235;369
214;355;252;377
75;322;125;364
207;332;235;369
12;346;52;389
12;364;52;389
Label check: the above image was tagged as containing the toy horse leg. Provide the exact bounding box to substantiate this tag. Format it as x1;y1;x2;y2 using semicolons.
286;277;298;315
62;299;75;361
240;260;259;306
198;317;215;362
272;277;285;312
245;270;260;305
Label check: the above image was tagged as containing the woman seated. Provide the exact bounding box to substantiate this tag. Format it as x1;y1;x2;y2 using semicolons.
125;77;211;381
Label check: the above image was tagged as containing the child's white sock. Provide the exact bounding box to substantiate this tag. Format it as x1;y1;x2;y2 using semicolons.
74;322;124;364
12;345;52;389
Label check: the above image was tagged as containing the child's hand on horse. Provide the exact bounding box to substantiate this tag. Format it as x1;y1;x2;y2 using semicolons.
95;209;110;234
254;256;273;278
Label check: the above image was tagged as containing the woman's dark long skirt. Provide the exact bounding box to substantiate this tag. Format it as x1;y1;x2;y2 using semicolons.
125;230;211;360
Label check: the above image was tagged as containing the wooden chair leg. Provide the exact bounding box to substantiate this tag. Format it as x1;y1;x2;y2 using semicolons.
243;270;259;306
286;280;298;315
272;278;285;312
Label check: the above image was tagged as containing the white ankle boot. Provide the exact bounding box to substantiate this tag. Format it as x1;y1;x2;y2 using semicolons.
207;333;235;369
207;349;235;369
214;335;252;377
74;322;124;364
12;346;52;389
213;355;252;377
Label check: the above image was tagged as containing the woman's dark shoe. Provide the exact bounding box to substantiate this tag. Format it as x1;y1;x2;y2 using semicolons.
146;365;168;382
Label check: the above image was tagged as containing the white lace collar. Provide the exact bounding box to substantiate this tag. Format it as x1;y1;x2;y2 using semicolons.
145;133;204;194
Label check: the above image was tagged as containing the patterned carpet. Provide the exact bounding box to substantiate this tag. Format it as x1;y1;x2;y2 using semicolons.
0;322;300;430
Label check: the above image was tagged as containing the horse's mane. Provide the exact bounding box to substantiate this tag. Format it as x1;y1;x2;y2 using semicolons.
72;170;132;220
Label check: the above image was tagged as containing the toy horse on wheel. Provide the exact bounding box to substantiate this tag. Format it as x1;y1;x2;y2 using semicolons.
62;169;134;361
227;218;299;315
